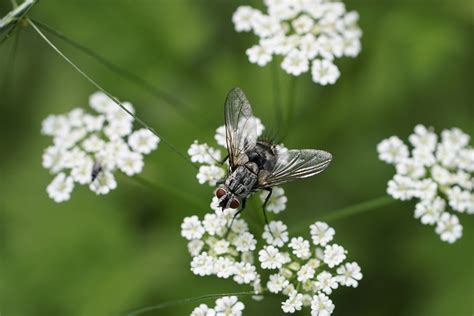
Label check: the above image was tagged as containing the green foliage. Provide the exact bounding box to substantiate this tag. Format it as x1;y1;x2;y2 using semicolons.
0;0;472;315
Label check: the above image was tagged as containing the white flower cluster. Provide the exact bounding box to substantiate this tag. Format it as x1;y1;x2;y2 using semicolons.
41;92;160;202
377;125;473;243
232;0;362;85
182;205;362;315
191;296;245;316
188;120;287;214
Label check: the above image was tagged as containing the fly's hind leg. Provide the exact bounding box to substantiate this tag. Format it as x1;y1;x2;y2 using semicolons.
262;187;274;237
224;198;246;238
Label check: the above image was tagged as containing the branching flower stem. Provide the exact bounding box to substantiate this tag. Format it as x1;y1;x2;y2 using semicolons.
120;291;256;316
26;18;196;170
292;196;396;235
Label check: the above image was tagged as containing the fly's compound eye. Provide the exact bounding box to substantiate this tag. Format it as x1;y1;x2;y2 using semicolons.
229;198;240;209
216;188;226;199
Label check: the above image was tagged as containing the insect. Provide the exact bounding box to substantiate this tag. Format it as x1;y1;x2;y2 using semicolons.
216;87;332;226
91;160;103;182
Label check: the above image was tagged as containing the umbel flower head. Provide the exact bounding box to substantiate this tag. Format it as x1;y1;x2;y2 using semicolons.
182;203;362;315
41;92;160;202
377;125;473;243
188;118;288;214
232;0;362;85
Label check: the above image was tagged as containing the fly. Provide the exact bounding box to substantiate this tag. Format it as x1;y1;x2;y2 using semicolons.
215;87;332;227
91;160;103;182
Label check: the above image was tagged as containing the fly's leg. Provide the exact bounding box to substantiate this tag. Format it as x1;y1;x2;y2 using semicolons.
220;154;229;165
225;198;246;238
262;188;274;238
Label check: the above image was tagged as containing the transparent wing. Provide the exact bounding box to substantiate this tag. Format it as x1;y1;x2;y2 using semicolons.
259;148;332;187
224;87;259;169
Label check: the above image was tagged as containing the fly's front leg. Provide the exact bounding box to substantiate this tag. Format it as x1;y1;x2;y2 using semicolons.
225;197;246;238
262;187;274;237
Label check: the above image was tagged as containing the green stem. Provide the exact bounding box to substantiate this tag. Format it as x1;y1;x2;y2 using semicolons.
284;76;298;138
291;196;396;235
26;18;196;170
271;60;283;128
131;175;206;210
120;291;255;316
30;19;209;130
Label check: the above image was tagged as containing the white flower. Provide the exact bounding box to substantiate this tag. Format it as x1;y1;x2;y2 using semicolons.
82;134;106;153
267;273;289;294
71;157;94;184
409;125;437;152
281;290;304;313
202;213;227;236
315;271;338;294
435;212;462;243
336;262;362;287
214;296;245;316
117;151;144;176
311;59;340;85
197;165;225;186
289;237;311;259
246;44;273;66
441;128;470;149
323;244;346;268
233;232;257;252
191;252;215;276
47;173;74;203
446;186;471;213
310;221;335;246
387;175;418;201
311;293;334;316
259;245;286;269
281;49;309;76
414;197;445;225
377;136;409;164
214;257;235;279
41;114;70;137
42;146;68;173
128;129;160;154
395;158;425;179
232;6;258;32
262;220;289;247
191;304;216;316
213;240;230;255
297;263;315;282
233;262;257;284
181;216;205;240
89;171;117;195
292;14;314;34
188;239;205;257
188;141;221;164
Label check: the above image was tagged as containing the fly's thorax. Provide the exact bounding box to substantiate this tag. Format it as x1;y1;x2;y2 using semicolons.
225;163;258;199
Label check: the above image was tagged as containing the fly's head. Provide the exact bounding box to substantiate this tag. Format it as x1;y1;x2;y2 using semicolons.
215;186;241;209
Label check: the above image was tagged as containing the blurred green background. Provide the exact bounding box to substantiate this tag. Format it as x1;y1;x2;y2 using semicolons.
1;0;473;315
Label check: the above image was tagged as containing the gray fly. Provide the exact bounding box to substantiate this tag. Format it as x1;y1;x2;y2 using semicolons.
215;87;332;225
91;160;103;182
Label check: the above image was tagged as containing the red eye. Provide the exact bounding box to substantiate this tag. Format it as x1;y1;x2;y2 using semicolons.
229;198;240;209
216;188;226;199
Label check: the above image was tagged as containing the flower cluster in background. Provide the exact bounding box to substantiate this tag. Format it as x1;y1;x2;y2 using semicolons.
377;125;473;243
232;0;362;85
182;203;362;315
188;119;288;214
191;296;245;316
42;92;160;202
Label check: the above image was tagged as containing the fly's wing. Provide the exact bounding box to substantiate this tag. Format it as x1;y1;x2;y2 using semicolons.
259;148;332;187
224;87;259;170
